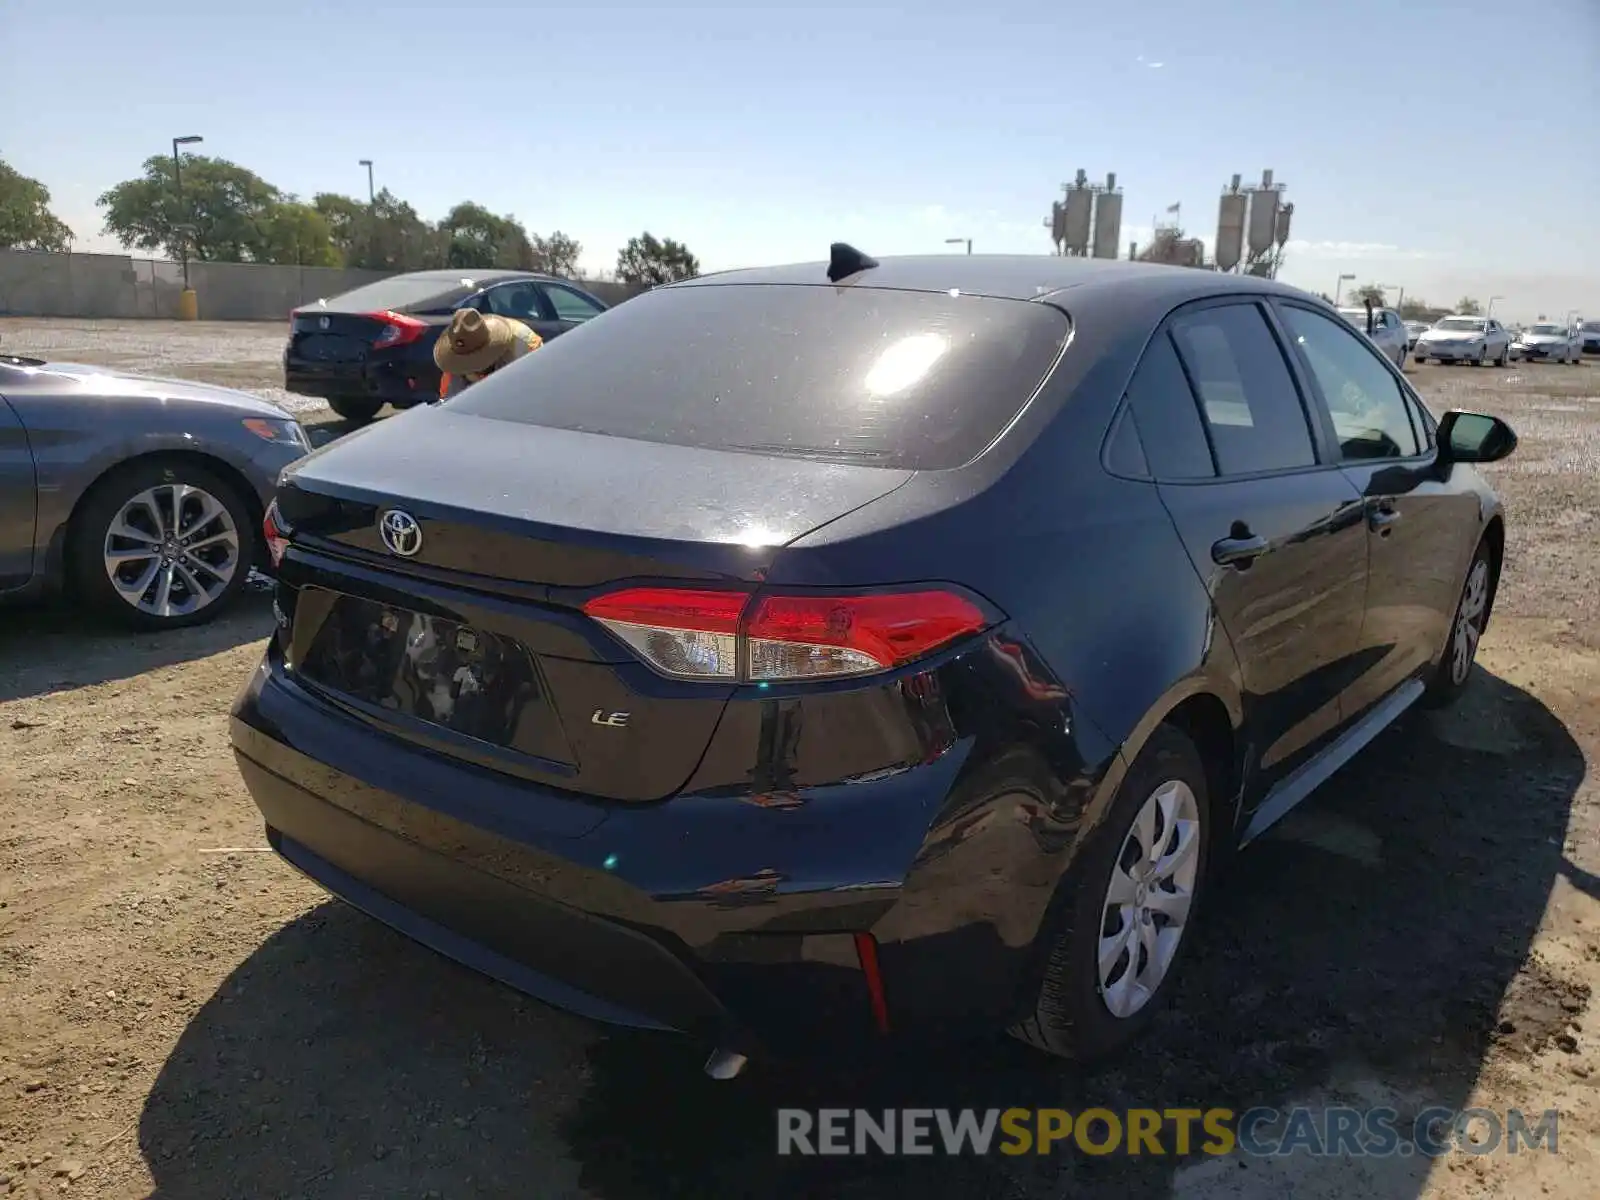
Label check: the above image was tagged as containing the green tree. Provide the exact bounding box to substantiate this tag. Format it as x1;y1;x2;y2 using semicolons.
315;188;443;271
1349;283;1386;307
1455;296;1483;316
1396;298;1433;321
0;156;74;252
616;232;699;286
259;201;342;266
530;231;582;277
98;154;282;262
438;201;533;269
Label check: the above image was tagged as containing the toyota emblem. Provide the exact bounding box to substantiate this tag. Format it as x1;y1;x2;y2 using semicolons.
318;315;331;330
379;509;423;557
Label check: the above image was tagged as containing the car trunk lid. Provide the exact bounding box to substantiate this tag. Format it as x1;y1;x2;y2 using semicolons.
272;406;914;802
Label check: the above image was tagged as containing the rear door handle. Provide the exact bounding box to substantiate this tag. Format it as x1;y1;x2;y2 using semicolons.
1368;504;1401;532
1211;532;1269;566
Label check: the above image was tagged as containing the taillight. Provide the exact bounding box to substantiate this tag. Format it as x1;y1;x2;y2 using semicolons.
370;310;428;348
581;587;991;683
263;499;291;569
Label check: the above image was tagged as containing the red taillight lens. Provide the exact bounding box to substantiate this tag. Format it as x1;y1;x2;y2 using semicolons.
263;499;291;569
370;310;427;348
581;587;990;683
583;588;746;680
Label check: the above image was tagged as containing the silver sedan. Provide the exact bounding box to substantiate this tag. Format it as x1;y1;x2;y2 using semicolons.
1512;322;1582;364
1413;315;1513;366
1337;307;1409;367
1;354;309;629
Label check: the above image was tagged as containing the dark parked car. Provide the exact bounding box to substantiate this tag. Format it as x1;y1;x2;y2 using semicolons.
232;251;1515;1076
284;269;611;423
1;354;308;629
1581;320;1600;355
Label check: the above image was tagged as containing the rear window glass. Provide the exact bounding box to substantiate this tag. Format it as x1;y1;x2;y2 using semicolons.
318;276;472;313
447;283;1071;469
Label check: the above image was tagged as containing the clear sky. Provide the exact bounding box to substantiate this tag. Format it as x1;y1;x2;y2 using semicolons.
4;0;1596;321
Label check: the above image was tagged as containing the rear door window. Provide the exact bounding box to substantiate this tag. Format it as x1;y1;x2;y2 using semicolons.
1169;303;1317;476
448;283;1072;470
1123;333;1215;480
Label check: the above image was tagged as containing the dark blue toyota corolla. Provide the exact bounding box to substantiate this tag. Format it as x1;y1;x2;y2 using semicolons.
232;248;1515;1076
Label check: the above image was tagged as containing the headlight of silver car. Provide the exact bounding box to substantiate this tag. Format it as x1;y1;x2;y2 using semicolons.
243;417;308;447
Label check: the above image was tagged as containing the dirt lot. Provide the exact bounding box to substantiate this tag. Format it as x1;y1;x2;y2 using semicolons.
2;318;1598;1199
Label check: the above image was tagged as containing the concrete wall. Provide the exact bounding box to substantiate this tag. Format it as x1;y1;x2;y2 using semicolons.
0;249;644;321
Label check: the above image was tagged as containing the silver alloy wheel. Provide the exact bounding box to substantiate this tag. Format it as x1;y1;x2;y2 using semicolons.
1450;557;1491;686
1097;779;1201;1019
101;483;240;619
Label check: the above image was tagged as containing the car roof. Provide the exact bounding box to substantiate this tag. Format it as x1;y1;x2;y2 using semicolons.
389;268;559;285
671;253;1309;306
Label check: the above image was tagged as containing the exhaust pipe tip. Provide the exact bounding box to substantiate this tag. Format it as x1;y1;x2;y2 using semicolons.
704;1048;748;1081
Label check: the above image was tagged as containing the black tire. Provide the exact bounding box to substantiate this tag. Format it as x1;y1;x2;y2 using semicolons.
1495;346;1509;367
1010;724;1211;1061
1473;349;1486;367
69;457;257;631
327;395;384;423
1423;538;1494;709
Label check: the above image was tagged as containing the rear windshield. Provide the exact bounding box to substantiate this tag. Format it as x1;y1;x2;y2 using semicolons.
448;283;1071;469
1436;317;1486;332
315;275;473;313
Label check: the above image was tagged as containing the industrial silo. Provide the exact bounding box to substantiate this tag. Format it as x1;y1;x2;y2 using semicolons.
1215;175;1247;273
1063;184;1094;257
1273;202;1294;249
1245;169;1280;261
1091;173;1122;260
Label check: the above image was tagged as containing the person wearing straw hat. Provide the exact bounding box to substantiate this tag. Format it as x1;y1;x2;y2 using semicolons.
433;308;543;400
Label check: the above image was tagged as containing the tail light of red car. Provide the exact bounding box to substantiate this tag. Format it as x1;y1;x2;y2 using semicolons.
581;586;994;683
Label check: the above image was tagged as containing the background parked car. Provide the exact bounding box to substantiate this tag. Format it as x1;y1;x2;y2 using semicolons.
0;353;308;629
235;252;1514;1072
1337;306;1408;367
1580;320;1600;355
284;270;611;423
1413;314;1512;366
1403;319;1430;350
1512;322;1582;364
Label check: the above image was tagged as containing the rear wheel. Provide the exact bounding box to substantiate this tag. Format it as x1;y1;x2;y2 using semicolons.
327;395;384;423
1424;539;1493;708
69;458;256;630
1495;345;1509;367
1011;725;1210;1061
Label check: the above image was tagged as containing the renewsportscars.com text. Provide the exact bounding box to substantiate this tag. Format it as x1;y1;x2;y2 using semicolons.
776;1106;1560;1158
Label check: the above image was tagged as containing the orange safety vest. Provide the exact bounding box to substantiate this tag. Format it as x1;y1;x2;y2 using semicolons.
438;324;542;400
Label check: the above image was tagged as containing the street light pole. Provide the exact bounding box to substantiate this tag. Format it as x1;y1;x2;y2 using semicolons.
1335;272;1356;305
171;135;203;289
359;159;375;204
945;237;972;255
171;136;204;315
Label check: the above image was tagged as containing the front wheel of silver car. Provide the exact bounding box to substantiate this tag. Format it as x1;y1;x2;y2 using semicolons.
1424;540;1494;709
70;458;257;630
1011;723;1210;1061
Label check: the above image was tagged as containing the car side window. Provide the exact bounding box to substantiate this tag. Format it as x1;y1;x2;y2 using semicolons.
485;282;544;322
541;283;606;323
1168;304;1315;476
1123;332;1215;479
1279;305;1420;461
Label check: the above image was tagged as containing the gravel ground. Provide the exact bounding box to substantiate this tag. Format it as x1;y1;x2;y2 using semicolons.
1;318;1598;1200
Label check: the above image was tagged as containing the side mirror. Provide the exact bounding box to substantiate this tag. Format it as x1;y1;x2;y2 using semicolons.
1437;410;1518;464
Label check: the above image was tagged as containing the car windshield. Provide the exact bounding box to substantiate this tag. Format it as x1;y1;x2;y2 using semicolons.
448;283;1073;470
312;275;475;313
1435;317;1486;332
1528;324;1565;335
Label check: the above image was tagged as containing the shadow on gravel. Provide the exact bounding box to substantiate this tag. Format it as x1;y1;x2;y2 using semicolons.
0;586;275;704
138;667;1586;1200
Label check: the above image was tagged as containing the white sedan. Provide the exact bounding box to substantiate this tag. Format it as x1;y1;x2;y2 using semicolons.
1512;322;1582;365
1413;315;1513;367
